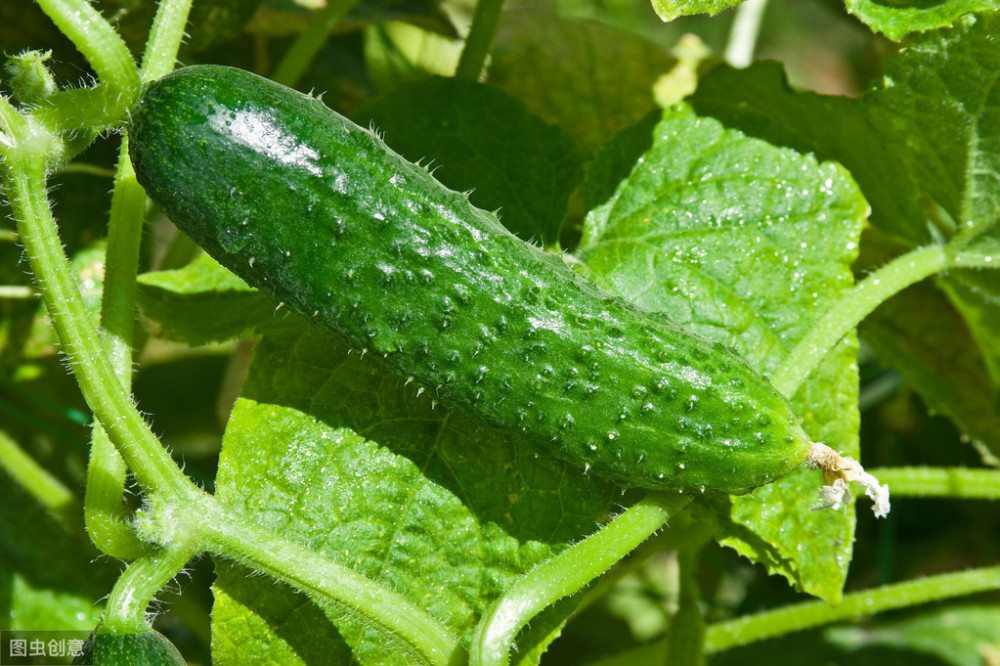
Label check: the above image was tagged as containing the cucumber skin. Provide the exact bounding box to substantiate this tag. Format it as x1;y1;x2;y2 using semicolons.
129;65;811;494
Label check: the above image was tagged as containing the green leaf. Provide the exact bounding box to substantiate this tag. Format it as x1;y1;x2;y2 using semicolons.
649;0;742;21
353;76;584;244
865;13;1000;238
940;268;1000;387
825;604;1000;666
489;8;675;152
842;0;999;41
1;477;111;632
689;61;927;244
136;254;275;345
860;279;1000;459
578;104;868;602
211;321;630;664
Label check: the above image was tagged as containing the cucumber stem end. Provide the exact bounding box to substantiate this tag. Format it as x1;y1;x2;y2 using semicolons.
807;442;890;518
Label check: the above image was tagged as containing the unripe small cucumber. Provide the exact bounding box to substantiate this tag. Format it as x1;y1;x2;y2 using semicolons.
129;65;813;494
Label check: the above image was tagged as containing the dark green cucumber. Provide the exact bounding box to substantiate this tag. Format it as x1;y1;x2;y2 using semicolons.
129;64;812;494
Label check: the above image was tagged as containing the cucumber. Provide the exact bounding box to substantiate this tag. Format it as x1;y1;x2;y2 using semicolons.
128;64;813;495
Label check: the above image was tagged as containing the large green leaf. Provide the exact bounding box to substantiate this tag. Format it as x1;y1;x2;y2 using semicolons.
0;475;110;633
860;280;1000;459
825;604;1000;666
353;76;584;244
578;104;867;602
865;12;1000;239
689;61;926;245
843;0;999;41
211;322;631;664
944;229;1000;391
489;9;674;152
136;254;274;346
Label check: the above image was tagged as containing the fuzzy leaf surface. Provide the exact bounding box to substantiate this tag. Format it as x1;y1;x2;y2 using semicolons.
843;0;999;41
865;13;1000;238
689;61;926;244
579;104;867;602
649;0;743;21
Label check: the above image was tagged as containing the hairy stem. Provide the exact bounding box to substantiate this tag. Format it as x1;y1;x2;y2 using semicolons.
175;495;460;666
33;0;138;96
772;245;949;397
469;494;692;666
272;0;361;88
101;544;198;634
100;137;146;385
868;467;1000;499
140;0;195;81
85;141;149;559
455;0;505;80
6;156;198;501
666;545;706;666
704;564;1000;652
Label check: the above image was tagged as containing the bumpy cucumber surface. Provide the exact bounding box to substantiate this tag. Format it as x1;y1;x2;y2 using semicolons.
129;64;812;494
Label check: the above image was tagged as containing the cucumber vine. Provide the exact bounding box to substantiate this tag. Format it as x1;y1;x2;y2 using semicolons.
1;0;999;664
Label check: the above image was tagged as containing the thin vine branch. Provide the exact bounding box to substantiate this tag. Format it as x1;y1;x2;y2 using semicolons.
162;494;462;666
6;153;198;500
868;467;1000;499
469;494;692;666
772;245;949;397
0;428;78;525
140;0;195;81
704;564;1000;652
102;544;198;634
33;0;138;96
272;0;362;88
725;0;768;68
455;0;505;80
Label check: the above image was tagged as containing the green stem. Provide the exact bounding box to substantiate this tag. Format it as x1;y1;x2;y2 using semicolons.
469;494;692;666
0;428;79;525
101;544;198;634
6;155;198;501
1;94;28;152
100;137;147;384
176;495;460;666
772;245;949;397
724;0;768;68
86;427;145;559
271;0;361;88
83;136;155;559
704;564;1000;653
53;162;116;178
666;545;706;666
140;0;195;81
868;467;1000;499
0;285;35;298
455;0;505;80
33;0;138;96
